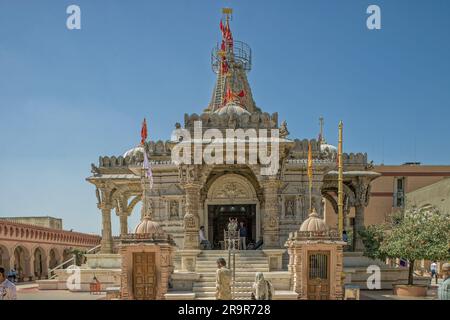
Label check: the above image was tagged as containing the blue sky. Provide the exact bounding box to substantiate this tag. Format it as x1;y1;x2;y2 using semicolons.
0;0;449;233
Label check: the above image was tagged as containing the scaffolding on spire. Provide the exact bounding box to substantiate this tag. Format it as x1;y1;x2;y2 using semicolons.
208;9;256;113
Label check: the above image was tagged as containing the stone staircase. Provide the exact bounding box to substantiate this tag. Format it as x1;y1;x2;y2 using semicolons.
193;250;269;300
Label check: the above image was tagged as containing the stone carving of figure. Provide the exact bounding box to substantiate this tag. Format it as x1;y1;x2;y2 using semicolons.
95;188;101;206
278;195;283;215
141;199;153;219
251;272;274;300
286;199;295;217
269;215;278;228
170;201;179;219
180;199;186;218
279;120;289;138
241;114;249;127
187;166;196;181
184;213;196;229
228;112;237;129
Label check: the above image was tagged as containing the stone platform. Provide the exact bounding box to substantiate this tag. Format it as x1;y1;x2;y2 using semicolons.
343;252;430;290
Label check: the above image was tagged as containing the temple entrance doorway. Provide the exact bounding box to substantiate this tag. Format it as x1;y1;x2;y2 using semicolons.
207;204;256;249
204;173;261;249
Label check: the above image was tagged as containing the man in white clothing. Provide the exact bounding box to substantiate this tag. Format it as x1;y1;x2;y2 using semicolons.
0;267;17;300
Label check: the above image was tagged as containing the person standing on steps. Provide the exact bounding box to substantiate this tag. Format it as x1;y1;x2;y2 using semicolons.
215;258;232;300
239;221;247;250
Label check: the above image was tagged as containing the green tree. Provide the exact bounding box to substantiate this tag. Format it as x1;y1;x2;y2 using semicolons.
359;224;387;260
70;249;86;266
379;207;450;285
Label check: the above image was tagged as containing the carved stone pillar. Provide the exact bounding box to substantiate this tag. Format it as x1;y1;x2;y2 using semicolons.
353;204;365;252
295;195;301;219
100;205;113;253
116;195;130;235
96;186;114;254
119;214;128;235
353;178;370;252
183;183;201;250
262;177;280;248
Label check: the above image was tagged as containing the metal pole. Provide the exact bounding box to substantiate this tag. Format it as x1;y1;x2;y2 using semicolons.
338;121;344;236
232;243;236;300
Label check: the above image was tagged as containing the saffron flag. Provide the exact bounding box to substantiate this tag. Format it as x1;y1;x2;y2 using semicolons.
141;118;148;145
141;118;153;188
307;141;313;182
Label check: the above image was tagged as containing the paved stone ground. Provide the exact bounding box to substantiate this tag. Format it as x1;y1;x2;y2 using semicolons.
360;283;440;300
14;281;442;300
16;283;106;300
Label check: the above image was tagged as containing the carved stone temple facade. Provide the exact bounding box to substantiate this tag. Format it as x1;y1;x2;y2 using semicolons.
86;13;380;262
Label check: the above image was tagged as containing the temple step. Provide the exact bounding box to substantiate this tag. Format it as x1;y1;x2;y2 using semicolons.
193;250;270;300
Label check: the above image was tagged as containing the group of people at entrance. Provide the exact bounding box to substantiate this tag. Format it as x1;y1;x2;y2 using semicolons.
199;218;248;250
215;257;273;300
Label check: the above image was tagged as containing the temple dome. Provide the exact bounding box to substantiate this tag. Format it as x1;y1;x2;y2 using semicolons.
299;209;328;232
215;103;251;116
134;215;165;236
123;145;144;158
320;142;337;154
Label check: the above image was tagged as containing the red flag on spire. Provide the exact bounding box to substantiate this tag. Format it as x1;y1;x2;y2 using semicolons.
141;118;148;145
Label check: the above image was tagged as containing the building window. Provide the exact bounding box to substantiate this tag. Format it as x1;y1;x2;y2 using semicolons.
393;177;405;208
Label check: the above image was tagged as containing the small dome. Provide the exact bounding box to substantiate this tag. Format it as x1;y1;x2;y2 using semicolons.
123;146;144;158
134;215;164;236
320;143;337;154
299;209;327;232
215;103;251;116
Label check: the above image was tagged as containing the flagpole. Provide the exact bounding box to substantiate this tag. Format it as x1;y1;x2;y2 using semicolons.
308;141;313;212
309;179;312;212
338;121;344;235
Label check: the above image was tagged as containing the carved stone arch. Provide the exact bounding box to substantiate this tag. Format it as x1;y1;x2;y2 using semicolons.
322;192;338;214
322;181;356;206
207;173;258;203
127;195;142;213
0;244;11;270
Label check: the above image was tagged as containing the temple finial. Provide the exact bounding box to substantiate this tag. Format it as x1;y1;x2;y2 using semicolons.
319;116;325;144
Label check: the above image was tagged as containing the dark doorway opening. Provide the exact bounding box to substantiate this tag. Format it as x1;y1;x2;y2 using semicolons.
208;204;256;249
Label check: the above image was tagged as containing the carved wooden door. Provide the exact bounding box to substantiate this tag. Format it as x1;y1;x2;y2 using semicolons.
307;251;330;300
133;252;156;300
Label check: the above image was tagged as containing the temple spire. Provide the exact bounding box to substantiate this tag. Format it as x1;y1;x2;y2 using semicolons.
206;9;258;114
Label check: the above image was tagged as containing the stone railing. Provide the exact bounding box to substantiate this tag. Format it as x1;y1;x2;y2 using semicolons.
287;159;335;165
288;230;342;241
120;233;175;244
184;111;279;131
0;220;100;247
98;155;174;168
